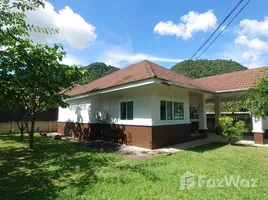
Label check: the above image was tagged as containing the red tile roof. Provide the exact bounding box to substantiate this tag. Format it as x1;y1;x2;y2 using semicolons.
65;60;268;96
66;60;203;96
194;67;268;92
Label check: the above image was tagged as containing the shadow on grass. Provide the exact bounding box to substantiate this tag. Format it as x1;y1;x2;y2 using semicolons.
0;134;164;199
0;134;117;200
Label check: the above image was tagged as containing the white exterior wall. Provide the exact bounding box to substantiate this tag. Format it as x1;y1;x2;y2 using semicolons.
151;84;191;125
99;85;153;126
58;97;91;123
189;97;198;107
58;83;199;126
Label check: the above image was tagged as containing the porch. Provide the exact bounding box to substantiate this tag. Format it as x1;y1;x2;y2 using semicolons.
189;90;268;145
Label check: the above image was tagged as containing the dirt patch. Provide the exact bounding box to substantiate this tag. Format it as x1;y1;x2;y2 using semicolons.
62;138;172;160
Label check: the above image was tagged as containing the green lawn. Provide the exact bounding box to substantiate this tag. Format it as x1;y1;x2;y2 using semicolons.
1;134;268;200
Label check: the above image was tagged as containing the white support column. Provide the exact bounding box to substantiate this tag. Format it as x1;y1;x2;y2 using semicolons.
252;116;264;133
198;93;207;130
214;96;221;127
252;116;265;144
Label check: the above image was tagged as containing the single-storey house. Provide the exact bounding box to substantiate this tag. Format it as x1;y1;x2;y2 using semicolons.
58;60;268;149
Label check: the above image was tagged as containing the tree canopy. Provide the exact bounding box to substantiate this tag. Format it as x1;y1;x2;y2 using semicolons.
0;0;83;148
245;77;268;118
78;62;119;85
1;39;82;148
171;59;247;79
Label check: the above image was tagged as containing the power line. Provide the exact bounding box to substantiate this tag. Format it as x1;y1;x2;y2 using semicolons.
195;0;251;59
189;0;244;60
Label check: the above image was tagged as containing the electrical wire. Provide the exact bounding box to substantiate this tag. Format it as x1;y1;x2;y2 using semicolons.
195;0;251;59
189;0;244;60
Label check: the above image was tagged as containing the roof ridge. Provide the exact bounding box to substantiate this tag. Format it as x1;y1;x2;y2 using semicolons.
195;66;268;81
145;60;191;81
144;60;157;77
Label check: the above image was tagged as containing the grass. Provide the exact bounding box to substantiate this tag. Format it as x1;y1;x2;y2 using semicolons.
1;134;268;200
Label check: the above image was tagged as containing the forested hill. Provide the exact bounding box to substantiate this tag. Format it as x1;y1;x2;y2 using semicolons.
78;62;119;85
78;59;246;85
171;59;247;79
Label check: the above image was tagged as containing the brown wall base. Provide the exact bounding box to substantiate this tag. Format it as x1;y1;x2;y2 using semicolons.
254;132;265;144
199;129;208;137
152;124;191;149
190;122;199;133
57;122;191;149
99;124;152;149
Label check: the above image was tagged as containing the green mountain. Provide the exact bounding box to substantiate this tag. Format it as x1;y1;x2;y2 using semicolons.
78;62;119;85
79;60;246;86
171;59;247;79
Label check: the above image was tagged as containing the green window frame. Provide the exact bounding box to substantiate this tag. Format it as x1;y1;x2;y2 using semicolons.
120;101;133;120
160;100;184;120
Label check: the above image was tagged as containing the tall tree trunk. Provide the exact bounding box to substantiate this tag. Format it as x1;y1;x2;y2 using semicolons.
20;130;24;141
29;114;36;149
228;137;232;145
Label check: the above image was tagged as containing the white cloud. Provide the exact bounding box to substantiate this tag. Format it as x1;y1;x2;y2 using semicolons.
95;35;182;67
25;1;97;49
61;54;84;66
221;45;266;69
224;17;268;68
235;36;268;52
154;10;217;40
102;51;183;67
238;18;268;37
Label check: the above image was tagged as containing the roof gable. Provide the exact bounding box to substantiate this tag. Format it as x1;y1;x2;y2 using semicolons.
66;60;201;96
65;60;268;97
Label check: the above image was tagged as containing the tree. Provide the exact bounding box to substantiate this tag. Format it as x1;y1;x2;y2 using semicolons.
221;101;247;113
0;0;63;145
78;62;118;85
171;59;247;79
245;77;268;118
0;0;55;46
0;39;83;148
218;116;248;144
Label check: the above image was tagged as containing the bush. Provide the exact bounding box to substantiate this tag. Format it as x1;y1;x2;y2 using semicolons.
218;116;248;144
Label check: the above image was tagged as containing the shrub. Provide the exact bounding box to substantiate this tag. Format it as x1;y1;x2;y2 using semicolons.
218;116;248;144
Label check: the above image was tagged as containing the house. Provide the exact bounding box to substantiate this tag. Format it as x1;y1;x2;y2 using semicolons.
57;60;268;149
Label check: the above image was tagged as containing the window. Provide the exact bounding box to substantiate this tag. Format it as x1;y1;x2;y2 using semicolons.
160;101;166;120
120;101;133;120
174;102;184;120
167;101;173;120
160;100;184;120
189;107;199;119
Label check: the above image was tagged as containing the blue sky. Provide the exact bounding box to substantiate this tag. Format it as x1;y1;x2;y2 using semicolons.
27;0;268;68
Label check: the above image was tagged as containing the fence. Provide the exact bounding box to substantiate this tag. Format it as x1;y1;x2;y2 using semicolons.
0;121;57;134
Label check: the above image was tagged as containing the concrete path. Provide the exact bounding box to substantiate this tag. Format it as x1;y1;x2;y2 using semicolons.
155;133;268;153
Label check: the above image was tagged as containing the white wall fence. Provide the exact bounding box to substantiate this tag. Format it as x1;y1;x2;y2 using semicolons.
0;121;57;134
